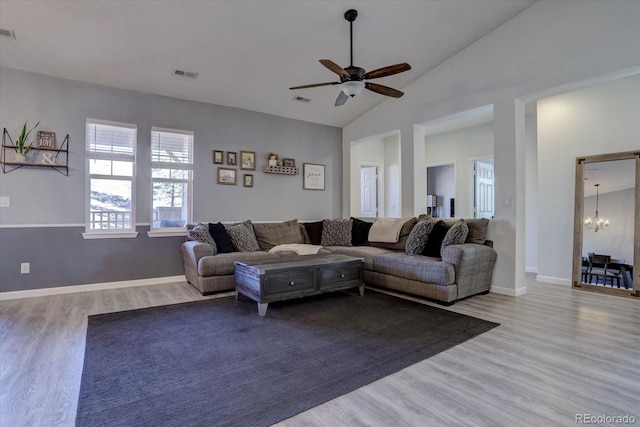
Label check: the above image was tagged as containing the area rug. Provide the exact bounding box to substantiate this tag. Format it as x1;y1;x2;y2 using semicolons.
76;291;498;426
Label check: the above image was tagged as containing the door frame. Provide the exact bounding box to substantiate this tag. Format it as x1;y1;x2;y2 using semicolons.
425;161;456;218
360;162;383;218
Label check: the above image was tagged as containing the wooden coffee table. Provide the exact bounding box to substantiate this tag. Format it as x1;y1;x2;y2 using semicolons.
234;254;365;316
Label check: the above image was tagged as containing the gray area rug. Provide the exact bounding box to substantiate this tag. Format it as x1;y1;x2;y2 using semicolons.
77;291;498;426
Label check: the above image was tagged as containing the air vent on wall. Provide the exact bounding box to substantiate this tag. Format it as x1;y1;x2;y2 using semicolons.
0;28;16;39
293;96;311;103
174;69;198;79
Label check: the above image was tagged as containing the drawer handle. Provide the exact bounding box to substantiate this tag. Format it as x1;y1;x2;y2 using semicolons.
340;274;345;278
289;281;295;286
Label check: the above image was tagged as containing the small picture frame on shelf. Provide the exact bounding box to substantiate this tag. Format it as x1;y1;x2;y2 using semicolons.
303;163;325;190
227;151;237;166
37;131;56;148
217;167;237;185
240;151;256;170
282;158;295;168
213;150;224;164
243;174;254;188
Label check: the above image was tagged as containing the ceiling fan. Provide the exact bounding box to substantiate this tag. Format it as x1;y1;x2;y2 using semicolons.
290;9;411;106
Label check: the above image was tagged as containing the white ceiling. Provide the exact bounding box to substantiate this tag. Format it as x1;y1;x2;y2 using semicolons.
0;0;535;128
583;159;636;197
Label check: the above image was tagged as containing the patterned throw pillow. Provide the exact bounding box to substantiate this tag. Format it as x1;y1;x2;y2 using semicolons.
440;219;469;255
405;220;434;256
187;223;216;247
321;218;353;246
226;223;260;252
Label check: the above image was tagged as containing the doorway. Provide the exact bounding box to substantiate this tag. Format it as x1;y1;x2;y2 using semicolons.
360;165;379;218
473;158;494;219
426;164;455;218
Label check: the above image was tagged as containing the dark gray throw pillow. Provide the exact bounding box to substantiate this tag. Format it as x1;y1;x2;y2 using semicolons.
226;223;260;252
351;217;373;246
421;221;448;258
405;220;434;256
208;222;235;253
304;221;323;245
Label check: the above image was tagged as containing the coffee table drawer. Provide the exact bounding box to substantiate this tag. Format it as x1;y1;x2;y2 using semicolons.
266;271;315;295
320;265;362;287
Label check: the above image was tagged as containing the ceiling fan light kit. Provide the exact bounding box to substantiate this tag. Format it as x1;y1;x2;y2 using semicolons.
290;9;411;106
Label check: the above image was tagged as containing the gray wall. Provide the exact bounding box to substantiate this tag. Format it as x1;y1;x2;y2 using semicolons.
0;67;342;292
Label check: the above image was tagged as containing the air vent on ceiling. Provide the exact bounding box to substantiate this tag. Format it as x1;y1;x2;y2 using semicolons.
293;96;311;103
174;69;198;79
0;28;16;39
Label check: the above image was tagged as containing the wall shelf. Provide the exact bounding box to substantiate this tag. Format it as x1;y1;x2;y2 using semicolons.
1;128;69;176
262;165;299;175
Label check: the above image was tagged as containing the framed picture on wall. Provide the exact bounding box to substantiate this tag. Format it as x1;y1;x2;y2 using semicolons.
227;151;237;166
213;150;224;164
303;163;325;190
243;174;254;188
217;167;237;185
283;158;295;168
240;151;256;170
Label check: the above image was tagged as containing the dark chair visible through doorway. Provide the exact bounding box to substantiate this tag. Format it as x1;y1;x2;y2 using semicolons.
587;253;611;286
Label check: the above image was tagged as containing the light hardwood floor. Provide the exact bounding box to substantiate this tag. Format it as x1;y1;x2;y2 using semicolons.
1;275;638;427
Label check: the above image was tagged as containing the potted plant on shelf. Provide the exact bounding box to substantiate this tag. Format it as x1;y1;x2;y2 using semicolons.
13;121;39;162
267;152;279;167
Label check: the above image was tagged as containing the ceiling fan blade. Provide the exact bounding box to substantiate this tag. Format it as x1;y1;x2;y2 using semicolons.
362;63;411;80
290;82;339;90
365;82;404;98
335;90;349;106
320;59;349;78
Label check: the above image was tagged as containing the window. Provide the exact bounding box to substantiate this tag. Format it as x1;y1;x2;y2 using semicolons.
150;127;193;231
85;119;137;237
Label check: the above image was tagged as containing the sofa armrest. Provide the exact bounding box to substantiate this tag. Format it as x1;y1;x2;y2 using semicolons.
441;243;497;299
181;241;215;285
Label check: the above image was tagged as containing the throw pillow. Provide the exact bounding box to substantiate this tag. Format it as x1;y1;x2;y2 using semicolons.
226;223;260;252
303;221;324;245
405;220;434;256
321;218;353;246
465;218;489;244
186;223;214;246
421;221;449;258
252;219;305;251
440;219;469;255
351;217;373;246
208;222;235;254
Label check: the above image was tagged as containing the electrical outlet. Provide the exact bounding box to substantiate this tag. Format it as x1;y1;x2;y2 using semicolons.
0;196;9;207
20;263;30;274
501;197;512;207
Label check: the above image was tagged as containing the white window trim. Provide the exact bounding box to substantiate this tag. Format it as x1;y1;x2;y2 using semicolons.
150;126;193;232
84;118;137;239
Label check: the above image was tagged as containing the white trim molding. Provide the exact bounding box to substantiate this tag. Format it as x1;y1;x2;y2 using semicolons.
490;285;528;297
0;275;186;301
535;275;571;286
82;231;139;239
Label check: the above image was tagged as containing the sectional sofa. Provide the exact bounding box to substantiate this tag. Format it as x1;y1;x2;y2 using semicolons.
180;217;496;305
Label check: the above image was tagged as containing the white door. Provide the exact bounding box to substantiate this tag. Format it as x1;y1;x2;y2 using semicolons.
474;160;494;219
361;166;378;218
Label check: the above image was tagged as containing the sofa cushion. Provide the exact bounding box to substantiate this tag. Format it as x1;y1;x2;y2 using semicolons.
351;217;373;246
370;218;417;251
374;252;455;287
465;218;489;244
405;220;434;256
421;220;448;257
208;222;235;253
321;218;353;246
198;251;280;277
441;219;469;255
187;223;215;248
325;246;394;271
226;223;260;252
303;221;323;245
253;219;305;251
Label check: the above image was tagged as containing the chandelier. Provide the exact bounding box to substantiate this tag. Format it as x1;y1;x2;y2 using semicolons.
584;183;609;232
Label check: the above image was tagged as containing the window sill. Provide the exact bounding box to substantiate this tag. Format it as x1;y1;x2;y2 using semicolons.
147;229;186;238
82;231;139;240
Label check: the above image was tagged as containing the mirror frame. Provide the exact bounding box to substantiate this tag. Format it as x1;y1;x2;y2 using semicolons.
572;150;640;297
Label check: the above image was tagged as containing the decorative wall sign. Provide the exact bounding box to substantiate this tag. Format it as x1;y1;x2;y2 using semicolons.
217;167;237;185
243;174;254;188
213;150;224;164
303;163;325;190
240;151;256;170
227;151;237;166
37;131;56;148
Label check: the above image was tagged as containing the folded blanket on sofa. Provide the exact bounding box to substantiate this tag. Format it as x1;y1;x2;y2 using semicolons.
368;217;414;243
269;243;323;255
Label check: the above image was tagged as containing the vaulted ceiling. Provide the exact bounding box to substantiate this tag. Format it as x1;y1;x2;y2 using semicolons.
0;0;535;127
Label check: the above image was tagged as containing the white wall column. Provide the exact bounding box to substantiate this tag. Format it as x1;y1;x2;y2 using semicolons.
413;125;427;217
491;97;527;296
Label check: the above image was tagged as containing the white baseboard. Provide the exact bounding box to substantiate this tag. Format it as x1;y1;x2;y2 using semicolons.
0;275;186;301
490;285;528;297
535;275;571;286
525;266;538;274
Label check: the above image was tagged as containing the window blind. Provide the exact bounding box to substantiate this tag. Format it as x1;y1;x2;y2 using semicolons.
151;127;193;166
